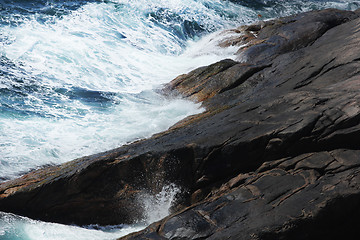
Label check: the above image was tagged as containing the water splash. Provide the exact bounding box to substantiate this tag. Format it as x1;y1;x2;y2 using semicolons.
0;184;182;239
139;184;181;224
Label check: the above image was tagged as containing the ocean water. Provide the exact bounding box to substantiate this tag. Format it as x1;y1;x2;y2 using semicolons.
0;0;359;239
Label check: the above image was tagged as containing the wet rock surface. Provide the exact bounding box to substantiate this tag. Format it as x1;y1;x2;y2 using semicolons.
123;149;360;239
1;8;360;239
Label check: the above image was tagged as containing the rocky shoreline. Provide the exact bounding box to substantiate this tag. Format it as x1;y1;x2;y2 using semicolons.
2;8;360;239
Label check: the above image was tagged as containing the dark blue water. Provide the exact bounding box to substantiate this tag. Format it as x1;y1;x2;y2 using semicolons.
0;0;359;239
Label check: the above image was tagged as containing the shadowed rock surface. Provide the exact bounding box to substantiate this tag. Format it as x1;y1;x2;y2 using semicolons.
1;8;360;239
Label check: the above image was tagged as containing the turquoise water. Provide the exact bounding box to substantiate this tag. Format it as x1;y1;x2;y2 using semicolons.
0;0;359;239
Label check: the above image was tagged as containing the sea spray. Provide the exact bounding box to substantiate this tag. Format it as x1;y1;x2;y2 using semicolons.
138;183;182;225
0;184;182;239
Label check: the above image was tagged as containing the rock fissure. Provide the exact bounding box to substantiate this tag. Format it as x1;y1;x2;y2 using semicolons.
219;64;272;94
293;58;336;89
316;57;360;79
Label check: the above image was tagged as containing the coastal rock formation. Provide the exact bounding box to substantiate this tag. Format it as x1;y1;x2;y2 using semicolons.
1;8;360;239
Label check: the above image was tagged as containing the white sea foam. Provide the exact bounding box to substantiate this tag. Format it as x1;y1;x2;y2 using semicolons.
0;211;145;240
0;0;245;180
0;95;204;179
1;0;247;93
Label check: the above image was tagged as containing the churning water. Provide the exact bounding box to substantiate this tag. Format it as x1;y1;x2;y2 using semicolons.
0;0;359;239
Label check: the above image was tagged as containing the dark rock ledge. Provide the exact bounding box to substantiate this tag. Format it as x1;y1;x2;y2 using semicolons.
1;8;360;239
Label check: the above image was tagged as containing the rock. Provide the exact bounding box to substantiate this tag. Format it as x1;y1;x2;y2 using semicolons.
1;8;360;240
239;8;359;64
123;150;360;240
119;9;360;239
